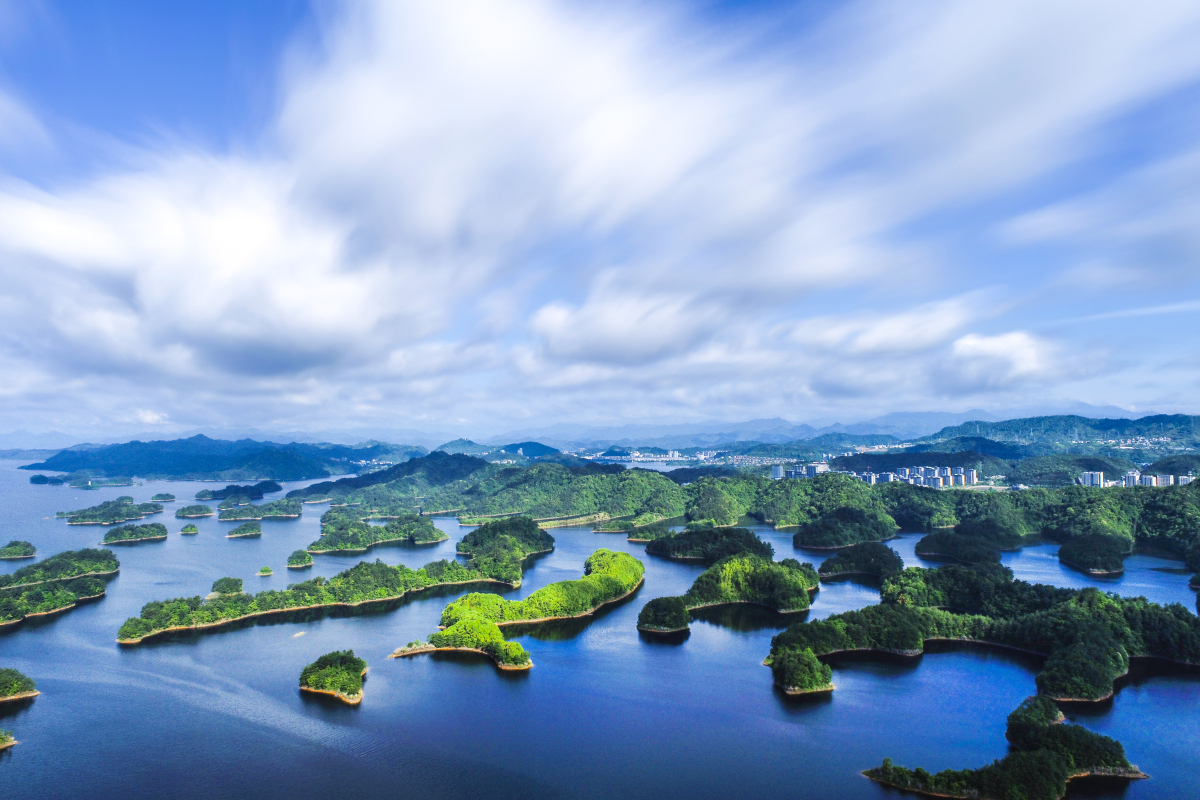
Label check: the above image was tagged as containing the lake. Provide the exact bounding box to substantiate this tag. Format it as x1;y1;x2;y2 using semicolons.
1;460;1196;799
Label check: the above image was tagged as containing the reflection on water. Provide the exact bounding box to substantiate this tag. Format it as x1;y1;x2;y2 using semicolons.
690;603;805;632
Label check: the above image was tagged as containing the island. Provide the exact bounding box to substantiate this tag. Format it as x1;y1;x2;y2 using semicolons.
212;577;243;595
258;566;273;576
454;516;555;587
117;557;512;644
287;550;314;569
0;730;14;751
180;524;199;535
151;493;176;502
56;496;163;525
29;474;64;485
226;522;262;538
0;541;35;560
792;506;899;549
1;575;109;628
0;668;39;703
643;526;773;565
866;696;1145;800
103;523;169;545
625;520;672;542
175;505;214;518
307;509;448;554
1057;534;1129;576
395;549;644;670
218;498;302;521
0;548;120;591
914;531;1002;564
196;481;283;502
764;562;1200;701
636;554;819;633
817;541;904;580
299;650;367;705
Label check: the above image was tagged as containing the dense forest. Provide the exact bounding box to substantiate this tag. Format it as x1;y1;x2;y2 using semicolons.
817;542;904;579
644;526;773;564
0;541;35;559
217;498;302;520
175;505;214;518
308;510;447;554
56;496;162;525
226;522;262;538
0;549;119;590
455;516;556;586
196;481;282;501
299;650;367;702
287;550;313;568
1;575;108;627
0;668;36;698
103;523;169;544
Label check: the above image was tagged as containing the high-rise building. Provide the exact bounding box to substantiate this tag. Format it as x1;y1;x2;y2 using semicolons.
771;465;784;480
805;463;830;478
964;469;978;485
1124;471;1140;487
1080;471;1104;487
861;473;877;484
952;474;965;486
1139;474;1157;487
1157;475;1174;486
1180;476;1195;486
879;472;895;483
939;467;952;477
952;467;964;475
896;468;910;478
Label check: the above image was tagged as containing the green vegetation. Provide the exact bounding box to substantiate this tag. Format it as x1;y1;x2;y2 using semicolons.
299;650;367;702
644;526;772;564
117;558;494;644
770;646;834;694
1058;535;1129;575
103;523;168;544
217;498;302;520
915;532;1001;564
625;521;673;541
0;549;119;590
180;524;199;534
818;542;904;579
681;554;817;611
258;566;273;576
197;481;283;501
288;550;314;568
212;577;243;595
637;596;690;632
0;576;107;627
866;696;1143;800
767;563;1200;701
0;541;35;559
175;505;214;518
832;450;1009;476
0;668;36;698
151;493;175;502
793;506;898;549
226;522;262;538
308;509;447;554
29;474;61;485
456;516;555;586
1008;455;1139;487
56;496;162;525
0;730;13;747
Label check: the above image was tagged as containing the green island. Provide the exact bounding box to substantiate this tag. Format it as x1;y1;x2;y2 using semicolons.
175;505;214;519
29;474;65;485
817;541;904;580
212;577;242;595
0;548;119;591
151;493;176;502
258;566;273;576
454;516;555;587
1;576;109;628
1057;534;1130;576
637;554;819;633
116;553;520;644
866;696;1146;800
180;524;199;535
624;520;673;542
226;522;262;538
643;526;773;565
196;481;283;501
0;729;14;751
0;668;38;702
103;523;169;544
287;550;314;569
56;496;163;525
792;505;899;549
0;541;36;560
914;531;1002;564
308;509;448;554
765;562;1200;701
299;650;367;704
217;498;302;521
394;549;644;670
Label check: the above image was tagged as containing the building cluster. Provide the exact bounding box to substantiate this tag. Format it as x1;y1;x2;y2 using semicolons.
772;463;979;488
1081;471;1195;488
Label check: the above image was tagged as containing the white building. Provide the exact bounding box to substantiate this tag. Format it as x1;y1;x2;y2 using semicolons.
1139;474;1157;487
1180;476;1195;486
964;469;978;485
1080;471;1105;487
879;472;896;483
952;467;964;476
771;465;784;480
952;474;965;486
1157;475;1175;486
1124;471;1141;487
806;463;830;478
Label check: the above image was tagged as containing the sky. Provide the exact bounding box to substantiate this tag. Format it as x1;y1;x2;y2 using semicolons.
1;0;1200;442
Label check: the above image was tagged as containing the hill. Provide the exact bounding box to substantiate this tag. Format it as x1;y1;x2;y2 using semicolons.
434;439;493;455
830;451;1009;476
927;414;1200;444
906;436;1050;460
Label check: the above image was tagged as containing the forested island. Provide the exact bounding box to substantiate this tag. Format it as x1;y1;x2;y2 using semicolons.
395;549;644;669
0;668;38;702
299;650;367;704
180;524;199;534
0;730;14;751
1;575;109;628
1057;534;1130;576
56;496;162;525
218;498;302;520
866;696;1145;800
197;481;282;502
307;509;448;554
817;542;904;580
258;566;273;576
226;522;262;539
914;532;1002;564
0;549;119;590
793;505;899;549
175;505;214;518
28;474;64;485
644;525;774;564
454;516;555;586
0;541;35;559
288;550;313;568
151;493;175;502
103;523;169;544
212;577;242;595
765;562;1200;700
116;525;551;644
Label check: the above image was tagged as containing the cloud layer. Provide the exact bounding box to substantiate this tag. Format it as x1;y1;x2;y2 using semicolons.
2;0;1200;437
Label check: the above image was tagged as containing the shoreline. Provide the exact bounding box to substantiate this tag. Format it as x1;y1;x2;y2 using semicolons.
686;596;812;615
793;534;900;551
863;766;1148;800
116;578;515;645
389;643;532;671
638;624;689;634
0;591;106;629
1;567;119;593
287;563;312;569
1059;557;1124;577
226;532;262;539
300;668;367;705
0;690;40;704
0;554;36;560
308;534;450;556
0;738;16;752
782;683;834;695
102;536;167;545
490;575;644;627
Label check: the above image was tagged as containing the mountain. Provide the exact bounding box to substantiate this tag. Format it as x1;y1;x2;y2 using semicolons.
487;418;821;450
924;414;1200;444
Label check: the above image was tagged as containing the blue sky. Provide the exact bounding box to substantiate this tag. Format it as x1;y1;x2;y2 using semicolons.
1;0;1200;440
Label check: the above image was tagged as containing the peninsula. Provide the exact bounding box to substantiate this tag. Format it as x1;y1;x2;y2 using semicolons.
0;541;35;560
299;650;367;704
0;548;119;591
1057;534;1129;576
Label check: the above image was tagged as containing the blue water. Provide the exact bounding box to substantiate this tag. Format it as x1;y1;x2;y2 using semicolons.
1;460;1196;799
